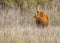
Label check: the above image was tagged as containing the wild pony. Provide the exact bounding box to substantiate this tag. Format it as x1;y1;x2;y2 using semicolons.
33;10;50;27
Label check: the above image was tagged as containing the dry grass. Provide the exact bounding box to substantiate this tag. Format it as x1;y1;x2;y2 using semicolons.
0;0;60;43
0;7;60;43
0;26;60;43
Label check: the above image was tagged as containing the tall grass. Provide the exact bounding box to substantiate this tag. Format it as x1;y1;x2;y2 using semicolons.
0;0;60;43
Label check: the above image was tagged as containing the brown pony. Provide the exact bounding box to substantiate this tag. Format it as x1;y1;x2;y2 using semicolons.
33;11;50;27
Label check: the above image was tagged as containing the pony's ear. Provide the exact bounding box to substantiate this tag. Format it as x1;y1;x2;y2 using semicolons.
36;11;39;13
36;11;40;15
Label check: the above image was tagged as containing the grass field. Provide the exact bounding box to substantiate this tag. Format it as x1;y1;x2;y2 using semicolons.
0;7;60;43
0;0;60;43
0;26;60;43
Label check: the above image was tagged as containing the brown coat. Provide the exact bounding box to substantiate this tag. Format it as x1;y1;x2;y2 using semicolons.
33;11;50;27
